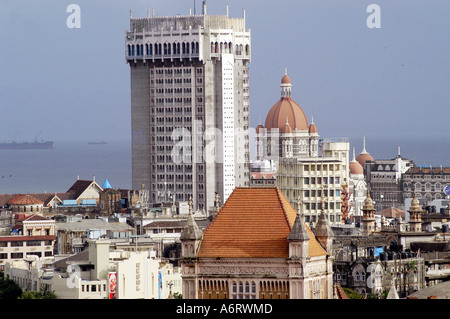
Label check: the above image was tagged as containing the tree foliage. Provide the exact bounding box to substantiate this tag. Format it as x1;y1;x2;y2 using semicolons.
342;287;364;299
19;287;57;299
0;273;22;299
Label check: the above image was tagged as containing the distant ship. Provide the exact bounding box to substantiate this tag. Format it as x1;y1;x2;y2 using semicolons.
88;141;107;145
0;140;54;150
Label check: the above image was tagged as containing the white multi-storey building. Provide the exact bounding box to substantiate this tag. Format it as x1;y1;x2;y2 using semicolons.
126;3;251;212
5;240;182;299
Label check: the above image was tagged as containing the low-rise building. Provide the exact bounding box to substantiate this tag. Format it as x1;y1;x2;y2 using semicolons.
54;218;133;254
0;213;55;271
4;239;182;299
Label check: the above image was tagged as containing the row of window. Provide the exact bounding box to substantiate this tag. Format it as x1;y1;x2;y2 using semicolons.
81;283;107;293
0;240;53;247
303;177;341;185
0;251;53;259
127;41;250;57
403;182;445;192
128;42;200;57
304;189;341;198
151;97;203;105
303;202;340;210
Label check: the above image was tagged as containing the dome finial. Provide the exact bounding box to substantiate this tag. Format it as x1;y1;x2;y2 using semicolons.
280;69;292;97
352;147;356;162
362;136;367;153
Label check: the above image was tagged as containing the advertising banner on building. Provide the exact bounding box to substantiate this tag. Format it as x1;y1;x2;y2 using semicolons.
158;271;162;299
109;272;117;299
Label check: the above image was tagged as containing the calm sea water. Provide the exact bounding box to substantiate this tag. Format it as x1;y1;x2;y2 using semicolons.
0;135;448;195
0;140;132;194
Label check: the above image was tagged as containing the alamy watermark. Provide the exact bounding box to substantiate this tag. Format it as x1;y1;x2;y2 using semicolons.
66;4;81;29
366;4;381;29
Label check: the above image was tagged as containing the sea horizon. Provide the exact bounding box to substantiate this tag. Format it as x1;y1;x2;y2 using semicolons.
0;134;448;196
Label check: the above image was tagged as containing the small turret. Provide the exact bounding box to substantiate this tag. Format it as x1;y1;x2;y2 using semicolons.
361;195;376;235
313;198;334;254
287;198;310;259
180;196;202;257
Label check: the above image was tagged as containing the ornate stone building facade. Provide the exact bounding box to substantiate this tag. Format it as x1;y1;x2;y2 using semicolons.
362;145;415;212
180;187;334;299
254;72;349;225
402;166;450;203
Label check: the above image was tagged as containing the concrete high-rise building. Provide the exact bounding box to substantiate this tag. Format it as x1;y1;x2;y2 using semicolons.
125;3;251;212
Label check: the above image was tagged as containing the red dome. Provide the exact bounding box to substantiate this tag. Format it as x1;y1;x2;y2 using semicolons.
265;98;308;133
308;123;318;134
349;160;364;175
356;153;374;167
356;137;373;167
281;74;291;84
256;124;264;134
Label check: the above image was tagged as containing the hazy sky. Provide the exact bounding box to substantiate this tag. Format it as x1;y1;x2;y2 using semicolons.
1;1;449;156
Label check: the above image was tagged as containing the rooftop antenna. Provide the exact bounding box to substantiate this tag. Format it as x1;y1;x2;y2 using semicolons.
202;0;207;15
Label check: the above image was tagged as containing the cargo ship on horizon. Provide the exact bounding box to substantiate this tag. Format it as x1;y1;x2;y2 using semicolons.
0;140;54;150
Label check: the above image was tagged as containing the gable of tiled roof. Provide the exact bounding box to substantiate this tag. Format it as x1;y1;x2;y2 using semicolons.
22;214;52;222
197;187;326;259
67;180;101;198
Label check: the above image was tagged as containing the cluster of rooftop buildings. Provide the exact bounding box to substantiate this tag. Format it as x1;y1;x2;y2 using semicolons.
1;3;449;300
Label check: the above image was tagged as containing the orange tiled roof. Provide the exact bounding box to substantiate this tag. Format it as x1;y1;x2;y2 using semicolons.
407;167;450;174
197;187;327;258
7;194;44;206
334;284;350;299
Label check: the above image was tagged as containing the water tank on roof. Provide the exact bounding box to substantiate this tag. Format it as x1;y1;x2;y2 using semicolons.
63;199;78;206
81;199;97;206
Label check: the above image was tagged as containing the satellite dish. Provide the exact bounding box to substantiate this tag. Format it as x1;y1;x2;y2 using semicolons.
444;185;450;196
